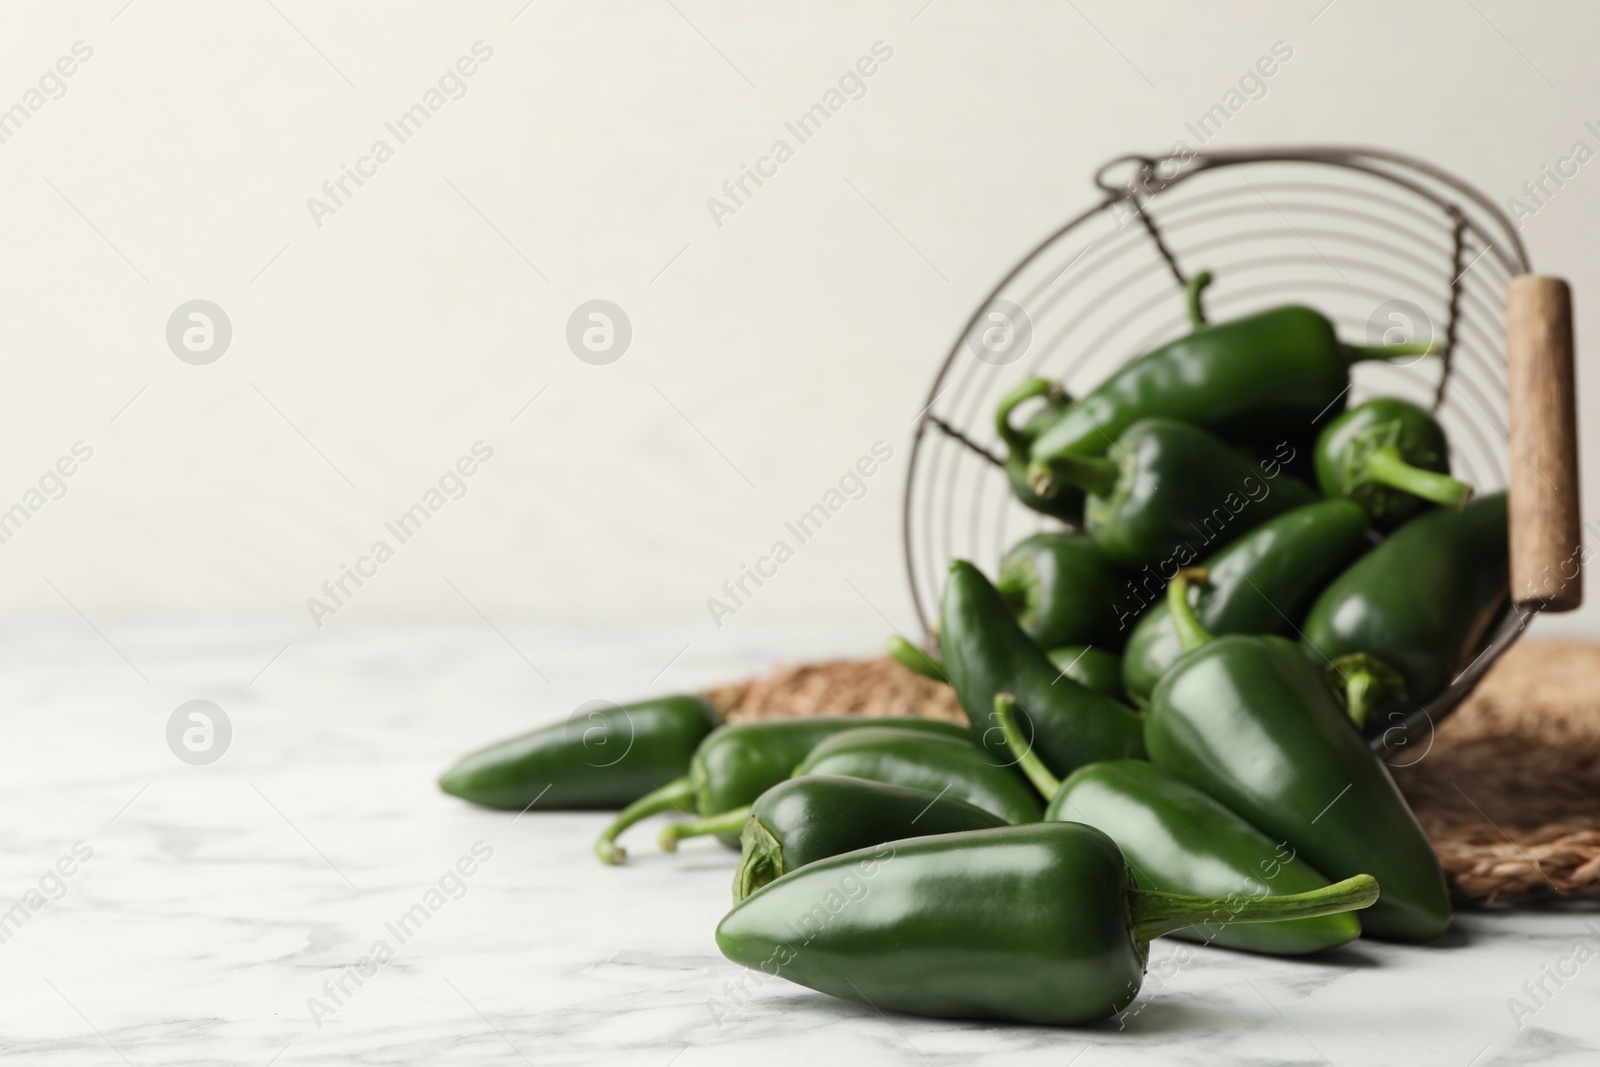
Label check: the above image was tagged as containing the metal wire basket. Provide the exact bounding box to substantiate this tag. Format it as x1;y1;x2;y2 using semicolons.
902;146;1581;760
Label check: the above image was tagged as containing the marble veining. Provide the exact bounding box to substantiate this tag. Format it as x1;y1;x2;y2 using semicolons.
0;620;1596;1066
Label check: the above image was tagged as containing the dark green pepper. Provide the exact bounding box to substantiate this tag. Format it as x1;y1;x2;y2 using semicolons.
1029;418;1319;570
1146;568;1450;941
664;727;1045;849
790;726;1044;824
593;716;967;863
1314;397;1473;530
996;531;1127;649
1121;499;1372;704
1303;492;1509;706
941;560;1145;777
716;822;1378;1024
438;694;718;810
995;377;1084;521
732;775;1006;901
993;696;1360;955
887;635;1124;701
1048;645;1125;700
1025;271;1431;474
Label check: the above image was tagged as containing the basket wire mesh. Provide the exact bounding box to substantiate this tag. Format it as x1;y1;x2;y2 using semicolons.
902;146;1532;759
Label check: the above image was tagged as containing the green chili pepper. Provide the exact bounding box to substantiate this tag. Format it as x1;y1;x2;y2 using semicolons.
716;822;1379;1024
593;716;967;864
993;695;1360;955
1025;271;1431;477
1047;645;1125;700
1303;492;1509;707
1146;568;1450;941
667;727;1045;850
996;531;1128;649
438;694;719;810
732;775;1006;902
1120;500;1372;705
1028;418;1319;570
791;726;1044;823
941;560;1145;777
995;378;1085;521
1314;397;1473;530
888;635;1123;701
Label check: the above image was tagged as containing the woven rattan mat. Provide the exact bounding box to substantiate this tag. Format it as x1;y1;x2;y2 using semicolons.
704;640;1600;905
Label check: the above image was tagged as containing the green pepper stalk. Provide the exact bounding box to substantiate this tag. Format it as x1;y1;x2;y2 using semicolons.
1315;397;1473;530
1303;492;1509;707
994;693;1362;955
1326;653;1409;731
592;716;968;864
1148;567;1451;940
1120;500;1372;706
594;778;697;864
732;776;1006;902
660;725;1044;851
717;822;1379;1024
885;635;949;682
1185;269;1212;328
440;694;718;811
996;531;1128;650
1027;419;1321;571
994;377;1085;522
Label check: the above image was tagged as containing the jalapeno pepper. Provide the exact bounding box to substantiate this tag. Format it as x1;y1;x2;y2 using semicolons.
664;726;1045;850
1303;491;1509;708
1024;271;1431;477
1314;397;1473;530
716;822;1378;1024
941;560;1145;777
593;716;967;864
997;531;1128;649
1121;499;1372;704
438;694;718;810
732;775;1006;902
887;635;1124;701
1047;645;1125;700
1146;569;1450;941
1028;418;1319;570
993;696;1360;955
995;378;1084;521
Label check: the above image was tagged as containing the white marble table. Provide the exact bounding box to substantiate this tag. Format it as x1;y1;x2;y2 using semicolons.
2;620;1597;1066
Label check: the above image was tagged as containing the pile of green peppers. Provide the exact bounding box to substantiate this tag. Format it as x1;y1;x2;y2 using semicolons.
436;272;1511;1027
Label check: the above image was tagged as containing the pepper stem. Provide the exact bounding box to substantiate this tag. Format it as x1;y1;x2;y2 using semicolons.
1185;270;1213;329
994;377;1062;456
886;635;949;683
1326;653;1409;730
659;805;752;852
733;817;784;902
993;694;1062;799
1167;567;1214;654
1361;446;1474;509
1129;874;1380;943
1027;452;1120;499
1342;340;1437;362
593;777;696;865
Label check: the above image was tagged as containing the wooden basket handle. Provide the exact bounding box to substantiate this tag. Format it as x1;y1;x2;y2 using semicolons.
1506;275;1583;611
